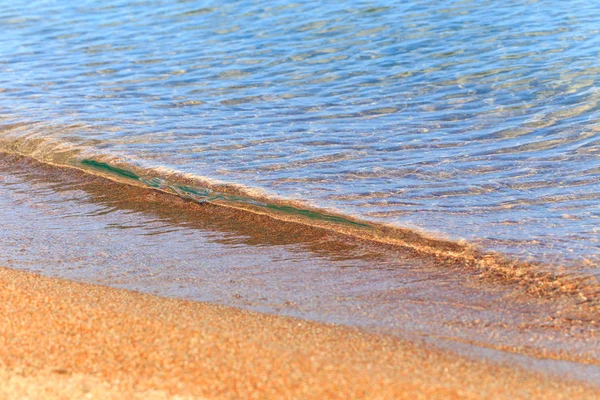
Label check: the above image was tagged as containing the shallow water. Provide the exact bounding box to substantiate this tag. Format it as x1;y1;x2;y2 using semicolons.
0;1;599;271
1;153;599;383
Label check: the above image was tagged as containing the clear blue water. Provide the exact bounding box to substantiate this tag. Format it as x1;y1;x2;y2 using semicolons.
0;0;599;270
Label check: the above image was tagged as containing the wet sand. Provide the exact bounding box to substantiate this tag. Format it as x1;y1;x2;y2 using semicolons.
0;267;597;399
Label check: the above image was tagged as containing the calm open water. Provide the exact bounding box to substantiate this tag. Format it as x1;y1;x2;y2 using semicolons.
0;0;599;271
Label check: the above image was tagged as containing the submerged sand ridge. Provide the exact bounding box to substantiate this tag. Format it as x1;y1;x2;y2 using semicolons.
0;267;598;399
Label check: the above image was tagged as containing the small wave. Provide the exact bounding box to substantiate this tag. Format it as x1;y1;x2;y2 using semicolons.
0;130;598;311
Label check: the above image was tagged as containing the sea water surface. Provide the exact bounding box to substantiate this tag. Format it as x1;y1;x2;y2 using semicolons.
0;0;599;273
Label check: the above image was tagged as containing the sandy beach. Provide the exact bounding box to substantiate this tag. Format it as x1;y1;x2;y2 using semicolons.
2;0;600;398
0;267;597;399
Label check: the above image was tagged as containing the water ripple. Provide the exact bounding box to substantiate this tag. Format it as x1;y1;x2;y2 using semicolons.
0;0;599;269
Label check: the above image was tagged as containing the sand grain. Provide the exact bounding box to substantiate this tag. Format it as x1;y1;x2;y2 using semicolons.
0;267;596;399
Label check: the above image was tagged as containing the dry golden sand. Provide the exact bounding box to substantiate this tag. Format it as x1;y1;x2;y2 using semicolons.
0;267;597;399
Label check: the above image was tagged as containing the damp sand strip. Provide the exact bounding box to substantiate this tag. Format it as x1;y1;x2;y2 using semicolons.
0;267;597;399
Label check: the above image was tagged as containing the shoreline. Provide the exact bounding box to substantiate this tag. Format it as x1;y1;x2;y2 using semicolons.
0;147;598;306
0;150;599;383
0;266;598;399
